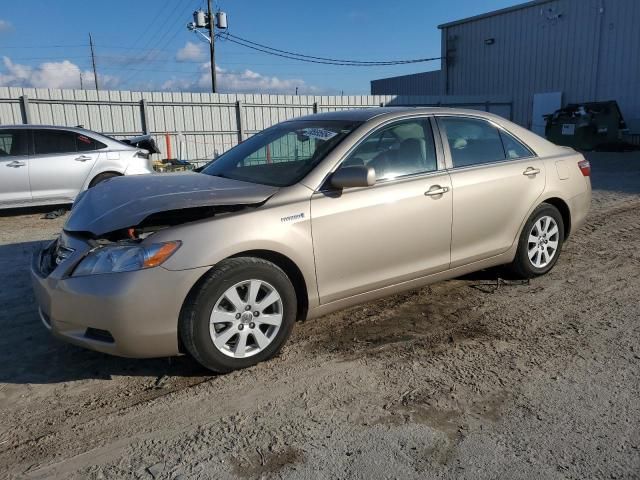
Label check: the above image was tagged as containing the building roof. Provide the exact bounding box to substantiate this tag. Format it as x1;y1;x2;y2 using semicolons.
438;0;555;29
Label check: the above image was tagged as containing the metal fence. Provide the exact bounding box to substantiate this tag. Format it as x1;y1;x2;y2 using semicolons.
0;87;512;164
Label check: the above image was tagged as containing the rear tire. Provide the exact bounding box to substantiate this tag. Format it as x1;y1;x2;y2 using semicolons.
89;172;120;188
179;257;297;373
509;203;565;278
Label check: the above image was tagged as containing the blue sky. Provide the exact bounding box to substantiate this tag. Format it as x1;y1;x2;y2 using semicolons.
0;0;522;94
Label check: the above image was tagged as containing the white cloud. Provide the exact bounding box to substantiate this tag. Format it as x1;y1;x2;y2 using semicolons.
0;19;12;33
0;56;120;89
0;55;323;95
176;41;206;62
162;63;322;94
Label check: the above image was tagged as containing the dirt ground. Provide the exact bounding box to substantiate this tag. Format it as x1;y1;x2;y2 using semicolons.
0;152;639;480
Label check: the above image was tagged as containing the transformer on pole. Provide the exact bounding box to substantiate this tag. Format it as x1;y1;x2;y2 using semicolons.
187;3;228;94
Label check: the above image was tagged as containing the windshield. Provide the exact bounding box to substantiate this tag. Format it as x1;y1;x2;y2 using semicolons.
201;120;362;187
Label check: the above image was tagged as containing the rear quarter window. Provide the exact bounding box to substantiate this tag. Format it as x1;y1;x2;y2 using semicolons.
76;134;107;151
500;131;534;159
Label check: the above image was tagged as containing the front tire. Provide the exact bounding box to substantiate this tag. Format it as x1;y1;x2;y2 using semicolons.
179;257;297;373
509;203;565;278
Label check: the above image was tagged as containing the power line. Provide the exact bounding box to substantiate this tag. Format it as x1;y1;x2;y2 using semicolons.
2;55;91;61
125;1;176;53
0;44;88;49
118;0;194;85
113;0;193;81
220;32;442;66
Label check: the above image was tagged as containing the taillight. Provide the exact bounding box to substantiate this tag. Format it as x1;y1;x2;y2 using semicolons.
578;158;591;177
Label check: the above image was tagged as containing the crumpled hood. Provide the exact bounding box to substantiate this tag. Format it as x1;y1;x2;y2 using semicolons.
65;172;278;236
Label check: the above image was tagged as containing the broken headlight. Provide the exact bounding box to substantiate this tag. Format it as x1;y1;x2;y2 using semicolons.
72;241;181;276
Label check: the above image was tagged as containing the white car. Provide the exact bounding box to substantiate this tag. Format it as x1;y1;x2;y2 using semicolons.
0;125;156;208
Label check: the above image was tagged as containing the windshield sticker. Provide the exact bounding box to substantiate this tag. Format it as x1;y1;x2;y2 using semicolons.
300;128;338;141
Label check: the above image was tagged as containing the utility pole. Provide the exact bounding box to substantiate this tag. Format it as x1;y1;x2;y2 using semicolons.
89;33;99;91
79;72;84;90
188;4;226;93
207;0;216;93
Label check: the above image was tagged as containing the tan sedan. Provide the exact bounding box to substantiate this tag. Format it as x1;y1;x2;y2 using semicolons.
32;108;591;372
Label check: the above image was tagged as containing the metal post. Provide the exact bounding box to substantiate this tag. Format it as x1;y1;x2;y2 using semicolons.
235;100;244;143
165;132;172;160
89;33;99;91
208;0;217;93
140;99;150;134
19;95;31;124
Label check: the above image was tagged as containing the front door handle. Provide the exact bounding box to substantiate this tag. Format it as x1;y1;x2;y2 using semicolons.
424;185;450;196
75;155;92;162
6;160;26;168
523;167;541;176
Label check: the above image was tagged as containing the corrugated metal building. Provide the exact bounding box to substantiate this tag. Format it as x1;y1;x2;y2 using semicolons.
371;0;640;133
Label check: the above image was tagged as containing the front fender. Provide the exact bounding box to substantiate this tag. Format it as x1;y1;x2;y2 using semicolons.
148;196;318;307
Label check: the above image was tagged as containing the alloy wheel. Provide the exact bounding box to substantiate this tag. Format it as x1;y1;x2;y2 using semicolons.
527;215;559;268
209;279;283;358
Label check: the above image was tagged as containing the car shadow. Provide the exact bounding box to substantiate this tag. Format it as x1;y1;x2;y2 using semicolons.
0;203;71;218
455;267;531;293
0;240;210;385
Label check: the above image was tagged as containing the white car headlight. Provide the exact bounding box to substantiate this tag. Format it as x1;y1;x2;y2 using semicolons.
72;241;181;276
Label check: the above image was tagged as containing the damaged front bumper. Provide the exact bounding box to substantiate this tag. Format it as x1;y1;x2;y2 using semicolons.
31;233;210;358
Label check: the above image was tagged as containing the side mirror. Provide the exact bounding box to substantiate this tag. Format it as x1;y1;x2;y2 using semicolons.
330;165;376;189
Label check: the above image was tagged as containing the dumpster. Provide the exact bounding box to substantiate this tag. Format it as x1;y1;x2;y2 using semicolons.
544;101;628;150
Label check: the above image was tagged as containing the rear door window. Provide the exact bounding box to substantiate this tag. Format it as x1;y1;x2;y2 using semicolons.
0;130;28;156
34;129;78;155
440;117;506;168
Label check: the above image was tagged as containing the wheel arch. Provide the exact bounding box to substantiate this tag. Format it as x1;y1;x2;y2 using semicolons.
541;196;572;238
179;249;309;331
88;170;123;188
228;249;309;322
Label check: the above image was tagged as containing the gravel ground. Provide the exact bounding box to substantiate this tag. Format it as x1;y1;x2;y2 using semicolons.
0;152;639;480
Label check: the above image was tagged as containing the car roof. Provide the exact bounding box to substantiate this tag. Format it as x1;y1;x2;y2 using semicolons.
0;124;95;132
0;124;136;149
291;106;505;123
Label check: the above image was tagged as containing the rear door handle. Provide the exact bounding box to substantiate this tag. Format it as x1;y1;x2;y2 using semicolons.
424;185;450;196
523;167;541;176
6;160;26;168
75;155;92;162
